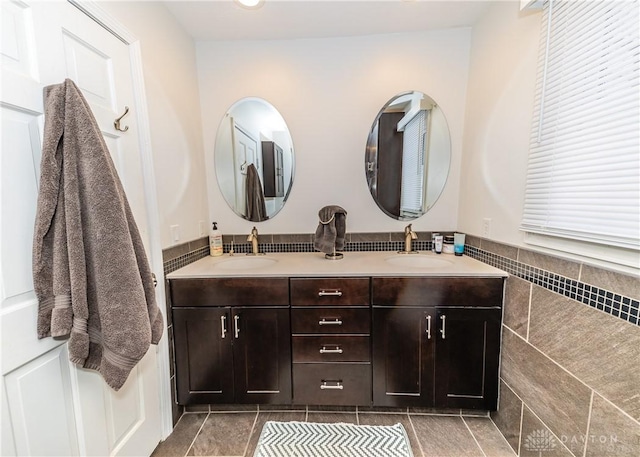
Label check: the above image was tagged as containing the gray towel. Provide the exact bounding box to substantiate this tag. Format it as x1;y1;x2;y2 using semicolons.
245;163;267;222
33;79;163;391
314;205;347;254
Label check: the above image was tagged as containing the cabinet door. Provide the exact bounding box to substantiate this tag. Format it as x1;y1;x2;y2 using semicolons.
232;308;292;404
434;308;501;410
372;308;434;407
173;308;234;404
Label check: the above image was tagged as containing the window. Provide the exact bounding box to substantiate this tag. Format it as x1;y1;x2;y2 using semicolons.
521;0;640;266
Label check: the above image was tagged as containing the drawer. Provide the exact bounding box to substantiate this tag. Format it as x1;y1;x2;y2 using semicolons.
290;278;370;306
293;363;371;406
170;278;289;307
291;308;370;334
372;277;504;307
292;336;370;362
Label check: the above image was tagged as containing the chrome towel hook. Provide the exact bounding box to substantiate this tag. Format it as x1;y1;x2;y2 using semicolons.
114;106;130;132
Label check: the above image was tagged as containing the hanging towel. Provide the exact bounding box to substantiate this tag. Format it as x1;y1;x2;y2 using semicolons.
32;79;163;391
245;163;267;222
314;205;348;254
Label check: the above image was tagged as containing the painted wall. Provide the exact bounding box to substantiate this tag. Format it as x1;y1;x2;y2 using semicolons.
97;1;209;248
462;4;640;455
197;29;472;235
457;1;541;246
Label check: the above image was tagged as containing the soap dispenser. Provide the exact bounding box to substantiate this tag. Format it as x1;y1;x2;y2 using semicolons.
209;222;223;257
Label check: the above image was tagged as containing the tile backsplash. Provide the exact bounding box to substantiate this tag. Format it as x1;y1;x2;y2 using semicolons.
162;232;639;327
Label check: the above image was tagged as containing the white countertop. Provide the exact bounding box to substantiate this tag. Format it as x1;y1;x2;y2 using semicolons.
167;251;508;279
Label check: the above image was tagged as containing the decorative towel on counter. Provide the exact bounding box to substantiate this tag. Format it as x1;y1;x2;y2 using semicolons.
246;163;267;222
314;205;347;254
32;79;163;391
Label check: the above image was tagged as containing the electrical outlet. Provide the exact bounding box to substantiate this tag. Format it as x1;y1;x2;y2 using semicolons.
170;225;180;243
482;218;492;237
199;221;206;237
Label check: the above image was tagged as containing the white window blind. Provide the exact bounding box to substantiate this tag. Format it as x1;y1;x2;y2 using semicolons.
521;0;640;251
400;109;428;216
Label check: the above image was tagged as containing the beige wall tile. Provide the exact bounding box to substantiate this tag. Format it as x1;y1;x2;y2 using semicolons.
519;406;574;457
501;328;591;455
580;264;640;301
517;249;581;279
504;276;531;338
585;394;640;457
528;286;640;421
482;239;519;260
490;380;522;454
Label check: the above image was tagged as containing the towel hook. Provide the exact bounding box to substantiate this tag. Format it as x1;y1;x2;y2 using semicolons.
114;106;130;132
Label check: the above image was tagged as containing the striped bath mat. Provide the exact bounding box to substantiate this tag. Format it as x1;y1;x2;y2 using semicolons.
254;421;414;457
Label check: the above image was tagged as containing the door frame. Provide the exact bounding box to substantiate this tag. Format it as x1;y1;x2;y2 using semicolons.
68;0;173;439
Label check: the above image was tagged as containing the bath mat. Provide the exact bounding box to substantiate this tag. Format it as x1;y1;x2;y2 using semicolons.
253;420;414;457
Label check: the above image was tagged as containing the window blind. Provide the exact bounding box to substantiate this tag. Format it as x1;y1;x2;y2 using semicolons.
521;0;640;250
400;109;428;216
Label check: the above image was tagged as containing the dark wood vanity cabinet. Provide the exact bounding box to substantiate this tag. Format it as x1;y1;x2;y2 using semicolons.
169;275;504;411
170;278;291;405
372;277;503;410
290;278;372;406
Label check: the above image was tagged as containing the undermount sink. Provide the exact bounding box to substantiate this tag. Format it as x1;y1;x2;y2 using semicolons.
385;255;453;269
215;256;278;270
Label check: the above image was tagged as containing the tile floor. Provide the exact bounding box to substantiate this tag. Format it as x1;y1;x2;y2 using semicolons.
151;406;517;457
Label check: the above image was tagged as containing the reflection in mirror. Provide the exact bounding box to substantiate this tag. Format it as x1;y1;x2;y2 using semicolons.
215;97;295;222
365;91;451;220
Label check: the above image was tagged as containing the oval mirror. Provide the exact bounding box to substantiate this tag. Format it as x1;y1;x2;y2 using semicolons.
215;97;295;221
365;91;451;220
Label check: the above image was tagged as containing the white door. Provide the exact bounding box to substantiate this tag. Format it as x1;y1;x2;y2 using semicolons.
232;122;259;215
1;1;165;455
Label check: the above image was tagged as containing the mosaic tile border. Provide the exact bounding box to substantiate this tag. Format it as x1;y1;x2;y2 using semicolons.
163;245;209;275
222;240;433;254
463;245;639;326
162;234;638;326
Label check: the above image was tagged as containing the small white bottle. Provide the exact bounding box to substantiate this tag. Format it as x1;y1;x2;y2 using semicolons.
209;222;223;257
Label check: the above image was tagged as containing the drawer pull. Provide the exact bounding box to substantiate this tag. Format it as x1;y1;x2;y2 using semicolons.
440;314;446;339
234;314;240;338
318;318;343;326
320;381;344;390
319;346;343;354
318;289;343;297
425;315;431;339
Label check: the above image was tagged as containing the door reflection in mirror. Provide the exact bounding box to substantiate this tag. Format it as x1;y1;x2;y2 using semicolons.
215;97;295;221
366;91;451;220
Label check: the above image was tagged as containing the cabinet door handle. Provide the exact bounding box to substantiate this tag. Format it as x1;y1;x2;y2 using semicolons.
318;289;342;297
440;314;446;339
425;315;431;339
318;318;342;326
221;315;227;339
234;314;240;338
319;346;343;354
320;381;344;390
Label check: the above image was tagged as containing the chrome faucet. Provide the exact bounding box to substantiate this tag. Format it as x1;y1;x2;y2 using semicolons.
402;223;418;253
247;226;261;255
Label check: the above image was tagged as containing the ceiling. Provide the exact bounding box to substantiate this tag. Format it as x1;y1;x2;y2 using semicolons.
163;0;493;41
